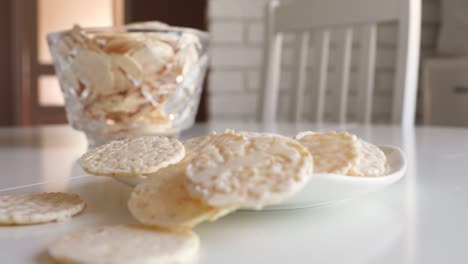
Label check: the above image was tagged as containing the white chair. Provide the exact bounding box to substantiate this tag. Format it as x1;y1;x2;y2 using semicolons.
258;0;421;126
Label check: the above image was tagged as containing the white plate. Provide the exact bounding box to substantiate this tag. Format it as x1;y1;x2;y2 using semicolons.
113;145;406;210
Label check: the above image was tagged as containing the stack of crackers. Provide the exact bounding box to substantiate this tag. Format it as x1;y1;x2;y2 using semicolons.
80;131;315;229
0;130;387;263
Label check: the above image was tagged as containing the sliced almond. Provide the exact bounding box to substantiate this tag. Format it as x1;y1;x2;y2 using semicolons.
96;33;142;54
69;25;102;53
71;49;114;94
129;40;174;75
126;21;170;29
111;54;143;85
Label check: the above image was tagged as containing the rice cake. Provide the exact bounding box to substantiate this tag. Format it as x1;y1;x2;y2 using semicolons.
347;139;387;176
128;165;235;230
0;192;85;225
79;136;184;177
185;131;314;209
48;225;199;264
296;131;360;174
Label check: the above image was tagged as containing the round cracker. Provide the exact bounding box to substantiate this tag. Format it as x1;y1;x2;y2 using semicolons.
295;131;360;174
181;134;217;163
0;192;85;225
347;140;387;176
128;165;235;230
48;225;199;264
185;131;314;209
79;136;184;177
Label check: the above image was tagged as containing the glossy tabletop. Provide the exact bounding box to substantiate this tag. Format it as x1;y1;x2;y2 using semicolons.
1;122;467;264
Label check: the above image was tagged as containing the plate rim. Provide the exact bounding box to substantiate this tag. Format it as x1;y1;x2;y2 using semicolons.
112;144;407;187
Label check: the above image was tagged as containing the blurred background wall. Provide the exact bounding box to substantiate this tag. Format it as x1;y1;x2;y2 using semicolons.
0;0;447;126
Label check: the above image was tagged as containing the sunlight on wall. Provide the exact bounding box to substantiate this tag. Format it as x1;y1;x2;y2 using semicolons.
38;0;114;64
37;0;114;106
38;75;64;106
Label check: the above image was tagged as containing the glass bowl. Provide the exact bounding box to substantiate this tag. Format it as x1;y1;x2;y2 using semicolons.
47;25;209;146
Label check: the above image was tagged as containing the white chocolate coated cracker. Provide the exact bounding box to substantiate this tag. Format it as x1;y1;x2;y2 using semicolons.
347;139;386;176
296;131;360;174
128;166;235;230
186;131;314;209
79;136;184;177
181;134;218;163
48;225;199;264
0;192;85;225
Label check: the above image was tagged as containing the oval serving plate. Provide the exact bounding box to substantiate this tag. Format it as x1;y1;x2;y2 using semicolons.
113;145;407;210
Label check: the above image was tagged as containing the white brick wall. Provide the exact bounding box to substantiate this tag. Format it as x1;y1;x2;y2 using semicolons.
208;0;441;123
210;22;244;44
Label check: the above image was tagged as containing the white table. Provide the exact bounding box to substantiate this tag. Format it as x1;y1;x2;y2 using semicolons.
1;122;467;264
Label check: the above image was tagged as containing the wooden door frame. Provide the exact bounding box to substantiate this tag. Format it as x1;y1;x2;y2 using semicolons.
11;0;63;125
12;0;34;125
0;0;13;126
11;0;125;126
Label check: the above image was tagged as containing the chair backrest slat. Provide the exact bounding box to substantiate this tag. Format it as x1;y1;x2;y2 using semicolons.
258;0;283;123
336;28;354;124
289;32;310;122
311;30;331;123
357;24;377;124
392;0;421;126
